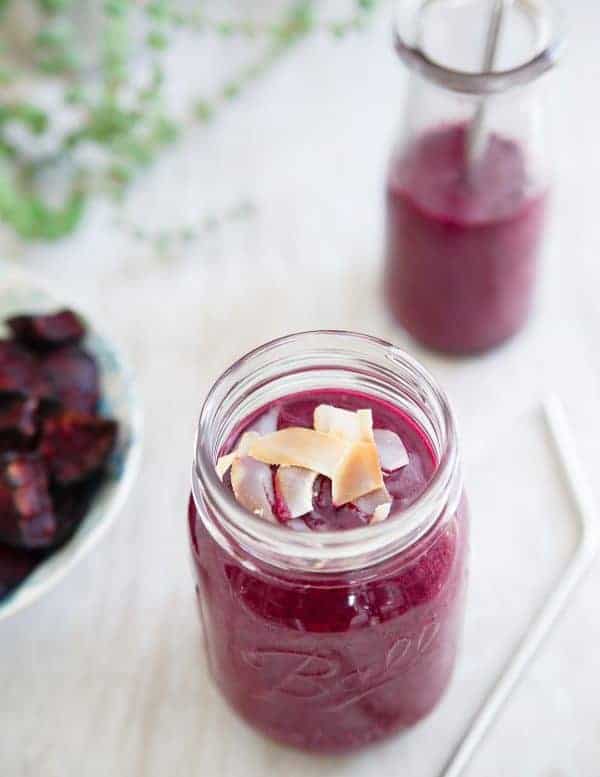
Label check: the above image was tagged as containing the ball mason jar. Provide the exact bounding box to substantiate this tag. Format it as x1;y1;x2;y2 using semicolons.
189;331;468;752
385;0;564;354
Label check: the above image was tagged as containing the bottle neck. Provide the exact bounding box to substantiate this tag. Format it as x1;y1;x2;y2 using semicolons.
394;0;564;96
192;331;463;575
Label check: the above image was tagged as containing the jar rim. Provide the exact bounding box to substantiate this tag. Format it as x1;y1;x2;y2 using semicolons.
192;331;462;573
393;0;565;95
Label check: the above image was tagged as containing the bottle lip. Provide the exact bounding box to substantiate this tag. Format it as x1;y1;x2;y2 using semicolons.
192;331;462;574
393;0;565;95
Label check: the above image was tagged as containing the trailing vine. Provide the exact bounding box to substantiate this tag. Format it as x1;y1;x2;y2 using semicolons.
0;0;382;243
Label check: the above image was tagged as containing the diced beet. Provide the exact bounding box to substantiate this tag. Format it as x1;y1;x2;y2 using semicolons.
50;477;100;547
0;340;39;395
39;346;99;414
37;395;64;420
0;543;40;600
41;411;117;485
0;392;39;451
7;309;86;350
0;454;56;548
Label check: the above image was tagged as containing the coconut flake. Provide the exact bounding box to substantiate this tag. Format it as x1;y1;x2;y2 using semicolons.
374;428;409;472
247;406;279;435
357;409;375;442
275;466;317;518
215;431;261;480
314;405;374;442
288;518;310;532
332;441;383;506
354;484;392;516
216;452;237;481
238;431;260;454
248;428;348;478
354;485;392;524
371;502;392;523
230;456;276;522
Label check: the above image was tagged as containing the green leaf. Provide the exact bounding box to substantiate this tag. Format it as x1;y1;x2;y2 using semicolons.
216;21;235;37
65;85;85;105
152;116;178;145
38;0;73;13
109;162;133;185
146;30;168;50
104;0;128;18
194;100;214;123
146;0;170;23
0;171;85;241
222;82;241;100
0;104;48;134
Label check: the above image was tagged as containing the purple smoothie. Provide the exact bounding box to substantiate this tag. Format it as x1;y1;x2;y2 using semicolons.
189;389;468;752
385;123;548;354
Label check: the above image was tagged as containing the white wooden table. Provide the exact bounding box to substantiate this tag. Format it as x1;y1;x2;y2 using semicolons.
2;2;600;775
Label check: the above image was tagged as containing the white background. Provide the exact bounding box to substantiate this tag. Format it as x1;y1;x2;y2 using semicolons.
1;1;600;774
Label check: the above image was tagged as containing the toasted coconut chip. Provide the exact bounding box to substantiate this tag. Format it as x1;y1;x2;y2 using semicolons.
248;428;348;478
288;518;310;532
216;431;260;480
216;452;236;480
374;428;409;472
238;431;261;454
275;466;317;519
354;484;392;516
248;406;279;435
357;409;375;442
332;441;383;507
371;502;392;524
314;405;374;442
230;456;276;522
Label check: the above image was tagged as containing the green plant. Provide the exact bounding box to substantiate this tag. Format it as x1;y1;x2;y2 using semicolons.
0;0;383;242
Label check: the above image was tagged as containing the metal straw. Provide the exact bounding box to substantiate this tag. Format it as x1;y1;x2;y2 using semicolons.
466;0;509;169
440;396;600;777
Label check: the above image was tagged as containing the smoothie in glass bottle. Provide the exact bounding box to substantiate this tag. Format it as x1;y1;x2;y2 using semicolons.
385;0;562;354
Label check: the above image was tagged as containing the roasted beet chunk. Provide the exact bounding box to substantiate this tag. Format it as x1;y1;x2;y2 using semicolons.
7;309;85;350
41;411;117;485
40;346;99;414
0;454;56;548
0;340;39;394
50;477;100;547
0;543;41;600
0;392;39;452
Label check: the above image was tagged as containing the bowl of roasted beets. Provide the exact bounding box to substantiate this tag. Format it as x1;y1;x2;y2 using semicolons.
0;275;142;621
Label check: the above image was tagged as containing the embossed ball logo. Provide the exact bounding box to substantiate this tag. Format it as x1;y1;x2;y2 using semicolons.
241;621;440;708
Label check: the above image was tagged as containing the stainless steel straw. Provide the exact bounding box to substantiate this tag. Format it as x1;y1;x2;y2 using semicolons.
440;396;599;777
466;0;509;168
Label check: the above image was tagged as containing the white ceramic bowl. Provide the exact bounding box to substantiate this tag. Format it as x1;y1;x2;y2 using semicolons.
0;268;143;621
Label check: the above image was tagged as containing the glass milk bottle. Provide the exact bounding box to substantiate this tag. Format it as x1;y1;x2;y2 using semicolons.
384;0;564;354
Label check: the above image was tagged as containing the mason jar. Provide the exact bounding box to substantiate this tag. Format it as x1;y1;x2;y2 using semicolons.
189;331;468;752
385;0;564;354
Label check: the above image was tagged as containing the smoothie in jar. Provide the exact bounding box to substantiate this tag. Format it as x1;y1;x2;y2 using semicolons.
189;332;468;752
